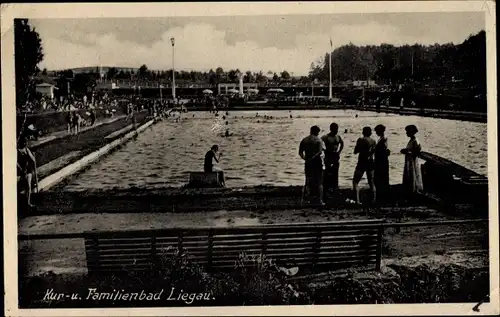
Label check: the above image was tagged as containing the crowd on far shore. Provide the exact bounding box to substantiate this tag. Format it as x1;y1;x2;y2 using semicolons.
17;93;120;114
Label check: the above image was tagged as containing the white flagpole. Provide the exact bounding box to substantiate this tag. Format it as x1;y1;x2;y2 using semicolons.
329;38;333;100
171;38;176;100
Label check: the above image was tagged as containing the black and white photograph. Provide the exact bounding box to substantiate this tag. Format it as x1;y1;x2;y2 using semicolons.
2;1;498;316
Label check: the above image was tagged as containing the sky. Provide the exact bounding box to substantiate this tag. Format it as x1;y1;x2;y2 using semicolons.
32;12;485;76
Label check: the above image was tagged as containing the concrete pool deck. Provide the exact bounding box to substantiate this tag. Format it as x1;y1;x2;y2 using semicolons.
28;114;126;149
31;110;151;170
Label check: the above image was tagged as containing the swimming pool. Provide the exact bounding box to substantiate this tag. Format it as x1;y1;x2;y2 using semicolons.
62;109;487;191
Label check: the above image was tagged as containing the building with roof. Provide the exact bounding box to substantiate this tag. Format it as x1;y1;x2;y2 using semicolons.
35;83;58;99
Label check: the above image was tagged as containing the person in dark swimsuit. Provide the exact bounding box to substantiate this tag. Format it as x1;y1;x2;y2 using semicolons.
126;103;134;120
89;109;96;126
299;125;326;205
374;124;390;201
71;112;82;135
204;145;225;187
17;135;37;208
66;112;73;134
321;122;344;201
352;126;376;205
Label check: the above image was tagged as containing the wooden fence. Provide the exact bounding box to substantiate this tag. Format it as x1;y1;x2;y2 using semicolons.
18;218;488;274
82;219;383;273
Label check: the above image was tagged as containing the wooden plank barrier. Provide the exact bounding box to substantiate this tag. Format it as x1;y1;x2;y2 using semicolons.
418;151;488;215
188;172;224;188
83;219;384;274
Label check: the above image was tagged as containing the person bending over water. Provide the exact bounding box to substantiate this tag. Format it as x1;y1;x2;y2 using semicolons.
401;125;423;194
204;145;225;186
374;124;390;200
321;123;344;200
299;125;326;206
352;126;376;205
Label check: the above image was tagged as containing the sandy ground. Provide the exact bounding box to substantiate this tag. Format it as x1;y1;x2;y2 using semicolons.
19;205;488;277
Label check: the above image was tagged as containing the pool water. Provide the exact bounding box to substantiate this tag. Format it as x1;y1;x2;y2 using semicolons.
63;110;487;191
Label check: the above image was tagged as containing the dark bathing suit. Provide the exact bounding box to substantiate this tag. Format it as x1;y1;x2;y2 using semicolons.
204;150;217;172
322;133;342;193
322;133;342;166
374;136;390;189
355;137;376;173
299;135;324;176
299;135;324;201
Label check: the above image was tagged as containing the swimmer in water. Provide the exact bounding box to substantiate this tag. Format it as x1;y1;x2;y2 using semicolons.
345;129;348;133
257;120;260;123
355;114;359;118
223;116;226;120
225;121;229;125
256;112;259;117
226;111;229;116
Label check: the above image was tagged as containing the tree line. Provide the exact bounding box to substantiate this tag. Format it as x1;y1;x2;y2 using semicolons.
15;19;44;107
309;30;486;89
73;65;299;84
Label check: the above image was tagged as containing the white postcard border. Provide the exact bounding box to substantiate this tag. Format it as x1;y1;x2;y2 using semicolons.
2;1;498;316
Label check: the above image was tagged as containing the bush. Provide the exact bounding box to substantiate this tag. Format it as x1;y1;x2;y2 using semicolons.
19;251;489;308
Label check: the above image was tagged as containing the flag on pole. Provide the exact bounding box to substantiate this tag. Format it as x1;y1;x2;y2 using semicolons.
329;37;333;100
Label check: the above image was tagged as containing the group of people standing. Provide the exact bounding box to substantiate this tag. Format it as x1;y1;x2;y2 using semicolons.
65;109;96;135
299;123;423;206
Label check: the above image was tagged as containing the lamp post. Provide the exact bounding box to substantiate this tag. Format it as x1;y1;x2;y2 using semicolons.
170;37;176;100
